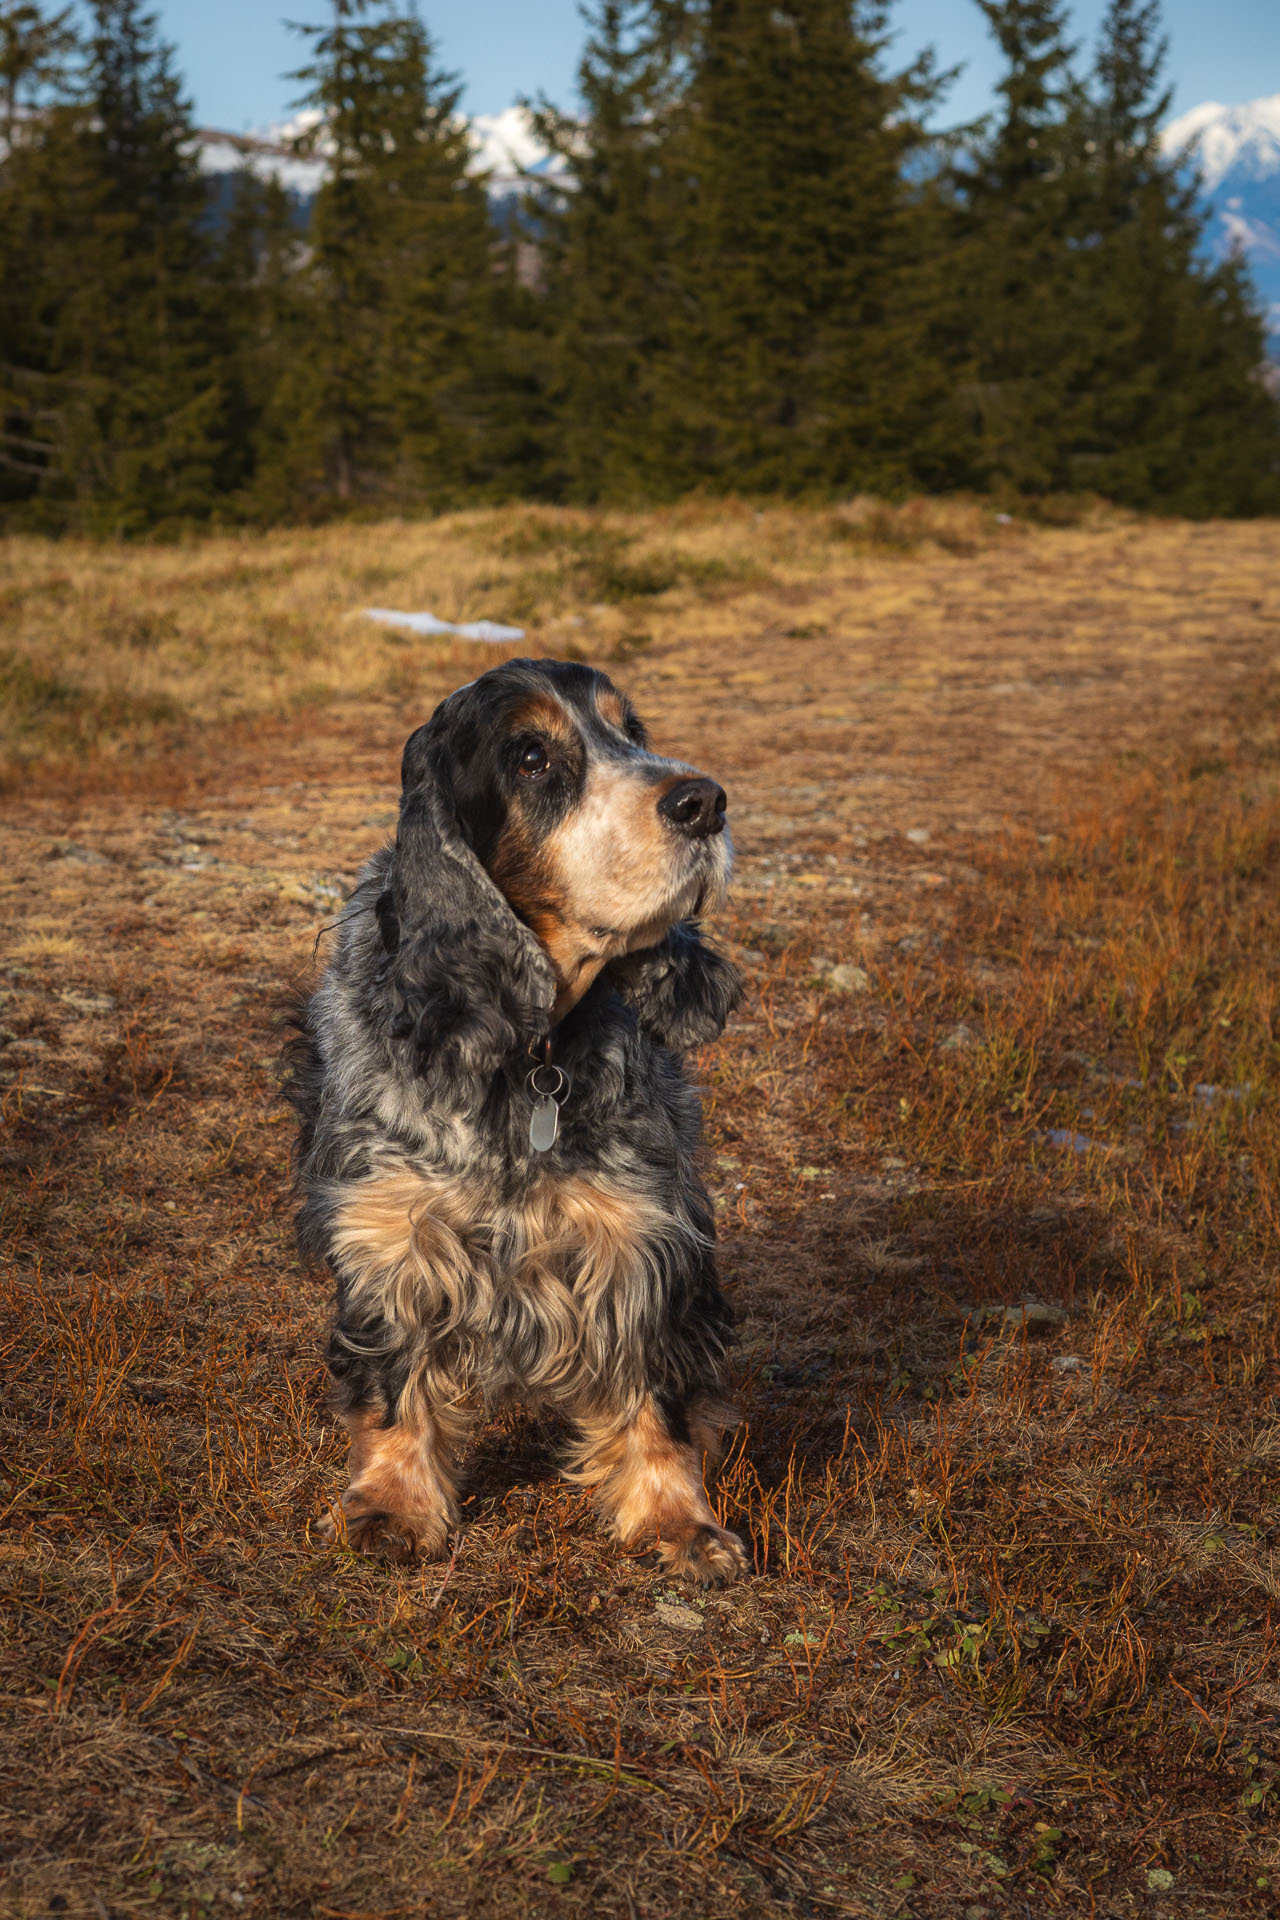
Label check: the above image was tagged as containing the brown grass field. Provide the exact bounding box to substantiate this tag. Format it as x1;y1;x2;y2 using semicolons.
2;499;1279;1917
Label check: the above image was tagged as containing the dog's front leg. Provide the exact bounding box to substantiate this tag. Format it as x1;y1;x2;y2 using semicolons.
319;1384;471;1564
571;1395;749;1587
318;1167;481;1562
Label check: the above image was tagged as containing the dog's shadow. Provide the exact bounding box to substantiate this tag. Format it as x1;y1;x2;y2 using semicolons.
725;1183;1122;1486
456;1183;1120;1517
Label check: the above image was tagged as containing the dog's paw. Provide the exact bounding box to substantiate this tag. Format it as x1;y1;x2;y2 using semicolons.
657;1523;750;1587
317;1496;449;1564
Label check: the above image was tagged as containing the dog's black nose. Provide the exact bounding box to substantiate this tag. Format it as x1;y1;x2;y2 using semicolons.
659;777;727;838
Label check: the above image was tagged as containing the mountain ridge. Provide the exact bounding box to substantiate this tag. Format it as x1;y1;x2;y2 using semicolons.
193;94;1280;349
1162;93;1280;346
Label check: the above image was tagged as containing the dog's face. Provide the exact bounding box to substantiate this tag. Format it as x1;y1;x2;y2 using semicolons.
408;659;732;1018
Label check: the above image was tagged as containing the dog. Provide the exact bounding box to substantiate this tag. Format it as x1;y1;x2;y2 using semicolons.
286;657;749;1585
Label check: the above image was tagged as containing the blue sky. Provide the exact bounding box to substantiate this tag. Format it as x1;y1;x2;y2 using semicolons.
148;1;1280;133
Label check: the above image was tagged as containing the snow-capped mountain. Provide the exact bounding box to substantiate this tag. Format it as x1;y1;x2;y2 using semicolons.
193;104;560;204
1162;93;1280;347
195;94;1280;351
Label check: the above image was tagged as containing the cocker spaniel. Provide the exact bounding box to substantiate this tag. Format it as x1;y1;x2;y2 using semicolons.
287;657;748;1585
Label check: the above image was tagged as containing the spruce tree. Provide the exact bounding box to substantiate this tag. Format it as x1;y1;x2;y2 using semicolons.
951;0;1084;492
213;168;309;511
527;1;686;498
0;2;74;143
268;0;497;512
1060;0;1280;511
643;0;950;495
0;1;226;529
71;0;226;528
0;2;88;514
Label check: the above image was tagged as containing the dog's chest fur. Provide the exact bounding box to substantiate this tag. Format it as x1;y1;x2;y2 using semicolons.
289;830;741;1420
324;1150;702;1405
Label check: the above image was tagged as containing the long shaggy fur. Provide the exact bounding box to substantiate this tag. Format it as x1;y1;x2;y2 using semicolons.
286;658;748;1583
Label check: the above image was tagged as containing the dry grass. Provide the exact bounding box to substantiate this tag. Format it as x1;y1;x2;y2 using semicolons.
0;493;1098;784
2;504;1279;1917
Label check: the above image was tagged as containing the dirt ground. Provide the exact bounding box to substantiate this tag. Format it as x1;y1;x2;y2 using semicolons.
2;507;1279;1917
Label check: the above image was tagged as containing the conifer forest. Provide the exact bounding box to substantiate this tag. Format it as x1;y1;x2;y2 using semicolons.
1;0;1278;533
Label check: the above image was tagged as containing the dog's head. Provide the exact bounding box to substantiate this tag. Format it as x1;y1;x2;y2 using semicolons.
377;658;740;1071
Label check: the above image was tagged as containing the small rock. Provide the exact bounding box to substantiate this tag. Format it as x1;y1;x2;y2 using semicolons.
50;841;110;866
1037;1127;1112;1156
940;1023;976;1050
654;1600;704;1632
1051;1355;1085;1373
826;963;869;994
970;1301;1068;1334
1193;1082;1248;1105
905;827;931;846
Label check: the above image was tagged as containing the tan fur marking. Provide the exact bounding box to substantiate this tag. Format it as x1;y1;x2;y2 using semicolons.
570;1395;748;1583
577;1398;713;1540
321;1395;471;1561
507;692;577;745
329;1168;482;1338
529;761;726;1017
595;686;628;732
487;813;585;1018
323;1169;740;1575
485;691;729;1018
542;761;676;927
551;1174;674;1319
327;1167;690;1402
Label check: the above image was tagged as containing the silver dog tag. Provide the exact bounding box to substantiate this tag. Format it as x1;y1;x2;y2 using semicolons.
529;1094;559;1153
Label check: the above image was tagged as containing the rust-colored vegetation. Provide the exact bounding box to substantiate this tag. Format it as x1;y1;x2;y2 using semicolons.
1;505;1278;1916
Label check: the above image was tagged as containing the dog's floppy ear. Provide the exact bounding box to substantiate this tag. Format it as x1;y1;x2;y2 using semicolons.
376;719;555;1080
605;922;742;1052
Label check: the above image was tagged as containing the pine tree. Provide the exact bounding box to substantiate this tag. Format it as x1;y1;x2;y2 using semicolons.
0;1;73;143
951;0;1084;491
0;1;227;529
0;2;86;513
268;0;498;512
642;0;950;495
212;167;309;511
526;1;686;498
1059;0;1280;511
70;0;226;528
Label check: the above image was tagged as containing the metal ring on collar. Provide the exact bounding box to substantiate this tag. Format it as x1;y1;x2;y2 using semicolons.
527;1063;569;1102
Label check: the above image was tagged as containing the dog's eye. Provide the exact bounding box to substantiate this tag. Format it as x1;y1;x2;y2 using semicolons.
517;741;550;778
